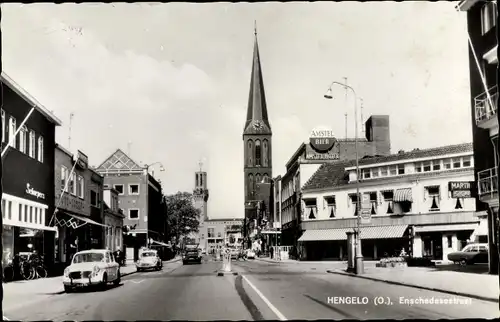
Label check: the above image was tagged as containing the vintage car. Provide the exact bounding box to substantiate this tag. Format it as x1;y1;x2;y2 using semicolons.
447;243;489;265
136;249;163;272
63;249;120;292
183;248;202;264
245;249;256;259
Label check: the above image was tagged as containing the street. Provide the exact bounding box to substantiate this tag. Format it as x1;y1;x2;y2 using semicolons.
3;256;498;321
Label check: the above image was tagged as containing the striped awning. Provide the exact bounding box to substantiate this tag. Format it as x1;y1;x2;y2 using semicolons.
394;188;413;202
298;225;408;242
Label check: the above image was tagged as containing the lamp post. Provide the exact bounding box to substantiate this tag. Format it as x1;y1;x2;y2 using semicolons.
324;81;364;275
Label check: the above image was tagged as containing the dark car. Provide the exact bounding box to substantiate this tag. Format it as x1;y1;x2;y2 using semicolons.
183;248;202;264
447;243;489;266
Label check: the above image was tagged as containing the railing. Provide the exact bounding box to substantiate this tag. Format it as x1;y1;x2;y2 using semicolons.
478;166;498;199
475;85;498;124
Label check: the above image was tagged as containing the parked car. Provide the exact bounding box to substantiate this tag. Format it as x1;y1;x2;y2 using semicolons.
183;248;202;264
229;248;240;260
63;249;120;292
246;249;256;259
136;249;163;272
447;243;489;266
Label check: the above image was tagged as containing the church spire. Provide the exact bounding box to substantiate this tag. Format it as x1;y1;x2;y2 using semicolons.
243;26;271;135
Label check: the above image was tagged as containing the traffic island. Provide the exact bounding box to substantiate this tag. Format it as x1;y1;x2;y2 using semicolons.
216;252;238;276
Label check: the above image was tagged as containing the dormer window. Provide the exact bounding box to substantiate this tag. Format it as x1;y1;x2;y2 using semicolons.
423;161;431;172
362;168;371;179
372;168;379;178
324;196;336;218
398;164;405;175
425;186;440;211
303;198;317;219
389;166;397;176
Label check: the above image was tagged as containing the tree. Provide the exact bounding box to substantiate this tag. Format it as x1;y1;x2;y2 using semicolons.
164;192;201;245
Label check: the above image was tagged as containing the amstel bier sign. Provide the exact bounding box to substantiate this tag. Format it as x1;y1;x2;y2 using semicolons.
306;127;339;160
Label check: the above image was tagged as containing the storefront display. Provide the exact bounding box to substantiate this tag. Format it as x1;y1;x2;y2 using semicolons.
2;225;14;266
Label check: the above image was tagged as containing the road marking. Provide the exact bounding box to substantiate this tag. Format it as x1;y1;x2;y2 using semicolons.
130;279;145;284
241;275;287;321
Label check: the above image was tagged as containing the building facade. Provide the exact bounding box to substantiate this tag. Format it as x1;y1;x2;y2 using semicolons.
1;73;61;272
103;187;125;252
243;32;273;247
53;145;106;267
277;115;392;258
458;0;498;274
299;143;482;261
201;219;244;253
95;149;165;261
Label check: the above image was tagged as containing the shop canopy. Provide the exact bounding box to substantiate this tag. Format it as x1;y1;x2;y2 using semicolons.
53;210;110;229
394;188;413;202
298;225;409;242
413;223;478;233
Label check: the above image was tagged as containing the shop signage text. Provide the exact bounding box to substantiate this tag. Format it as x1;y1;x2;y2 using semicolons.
59;193;87;214
26;183;45;200
306;152;340;160
309;128;337;153
448;181;475;198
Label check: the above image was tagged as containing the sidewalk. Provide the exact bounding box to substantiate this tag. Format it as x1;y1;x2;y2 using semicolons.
255;257;379;266
326;265;499;303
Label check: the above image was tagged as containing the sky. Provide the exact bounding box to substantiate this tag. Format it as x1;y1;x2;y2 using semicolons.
2;2;472;219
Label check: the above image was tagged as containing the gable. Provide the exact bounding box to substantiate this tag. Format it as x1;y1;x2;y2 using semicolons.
96;149;143;174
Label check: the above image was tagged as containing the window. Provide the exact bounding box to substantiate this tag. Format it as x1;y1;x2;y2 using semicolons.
369;192;378;215
262;139;269;167
69;172;76;195
303;198;317;219
19;126;27;153
90;190;99;207
129;184;140;195
426;186;440;211
452;158;461;168
415;163;422;173
444;159;451;169
362;168;371;179
389;166;397;176
208;228;215;238
380;167;388;176
248;174;254;198
28;130;36;158
433;161;441;171
114;184;124;195
77;175;84;198
372;168;379;178
463;156;472;167
324;196;336;218
383;191;394;214
255;140;261;166
8;117;16;148
37;136;44;162
129;209;139;220
247;140;253;167
1;109;5;143
481;2;497;35
398;164;405;175
217;232;222;238
447;236;452;248
423;161;431;172
61;167;68;191
195;173;199;187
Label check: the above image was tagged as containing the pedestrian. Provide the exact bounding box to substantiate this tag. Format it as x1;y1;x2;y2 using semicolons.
270;246;274;259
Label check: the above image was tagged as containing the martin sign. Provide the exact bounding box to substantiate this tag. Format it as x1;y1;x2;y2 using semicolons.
26;183;45;200
309;128;337;153
448;181;475;198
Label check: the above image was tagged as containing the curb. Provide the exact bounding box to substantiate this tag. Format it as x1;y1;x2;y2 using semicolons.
121;257;182;277
326;269;499;303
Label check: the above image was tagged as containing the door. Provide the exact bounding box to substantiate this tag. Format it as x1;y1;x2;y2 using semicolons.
476;245;489;263
104;251;114;280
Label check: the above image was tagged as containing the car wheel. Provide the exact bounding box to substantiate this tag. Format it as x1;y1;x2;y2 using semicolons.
113;271;121;285
460;259;467;266
64;285;73;293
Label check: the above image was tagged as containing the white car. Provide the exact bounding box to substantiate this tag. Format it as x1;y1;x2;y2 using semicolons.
136;250;163;271
246;249;256;259
63;249;121;292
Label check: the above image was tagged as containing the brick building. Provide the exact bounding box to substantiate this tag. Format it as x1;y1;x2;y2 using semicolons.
457;0;498;275
275;115;391;258
1;72;61;273
95;149;165;261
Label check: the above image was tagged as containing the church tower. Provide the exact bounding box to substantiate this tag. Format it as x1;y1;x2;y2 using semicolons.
193;161;209;246
243;27;273;240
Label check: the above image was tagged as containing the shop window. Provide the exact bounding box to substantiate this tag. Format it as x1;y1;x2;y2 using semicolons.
129;209;139;220
37;136;44;163
8;117;16;148
19;126;27;153
447;236;452;248
61;167;68;192
29;130;36;158
1;109;5;143
443;159;452;169
129;184;140;195
114;184;124;195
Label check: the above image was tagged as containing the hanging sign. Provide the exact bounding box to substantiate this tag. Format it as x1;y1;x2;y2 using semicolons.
309;128;337;153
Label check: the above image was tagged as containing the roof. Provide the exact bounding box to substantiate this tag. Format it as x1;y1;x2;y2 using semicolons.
302;142;473;191
1;72;62;126
95;149;144;173
243;33;272;135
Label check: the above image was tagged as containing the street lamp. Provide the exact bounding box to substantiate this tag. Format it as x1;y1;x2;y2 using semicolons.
324;80;364;275
144;162;165;174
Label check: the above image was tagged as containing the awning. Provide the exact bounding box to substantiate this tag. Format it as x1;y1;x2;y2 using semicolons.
394;188;413;202
151;240;172;247
298;225;408;242
54;211;110;229
261;230;281;234
414;223;478;233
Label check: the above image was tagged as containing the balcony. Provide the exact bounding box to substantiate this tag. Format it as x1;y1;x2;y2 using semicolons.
475;85;498;129
478;167;498;202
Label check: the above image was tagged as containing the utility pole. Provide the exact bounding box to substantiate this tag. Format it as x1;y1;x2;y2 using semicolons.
360;98;364;134
343;77;348;157
68;112;74;149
